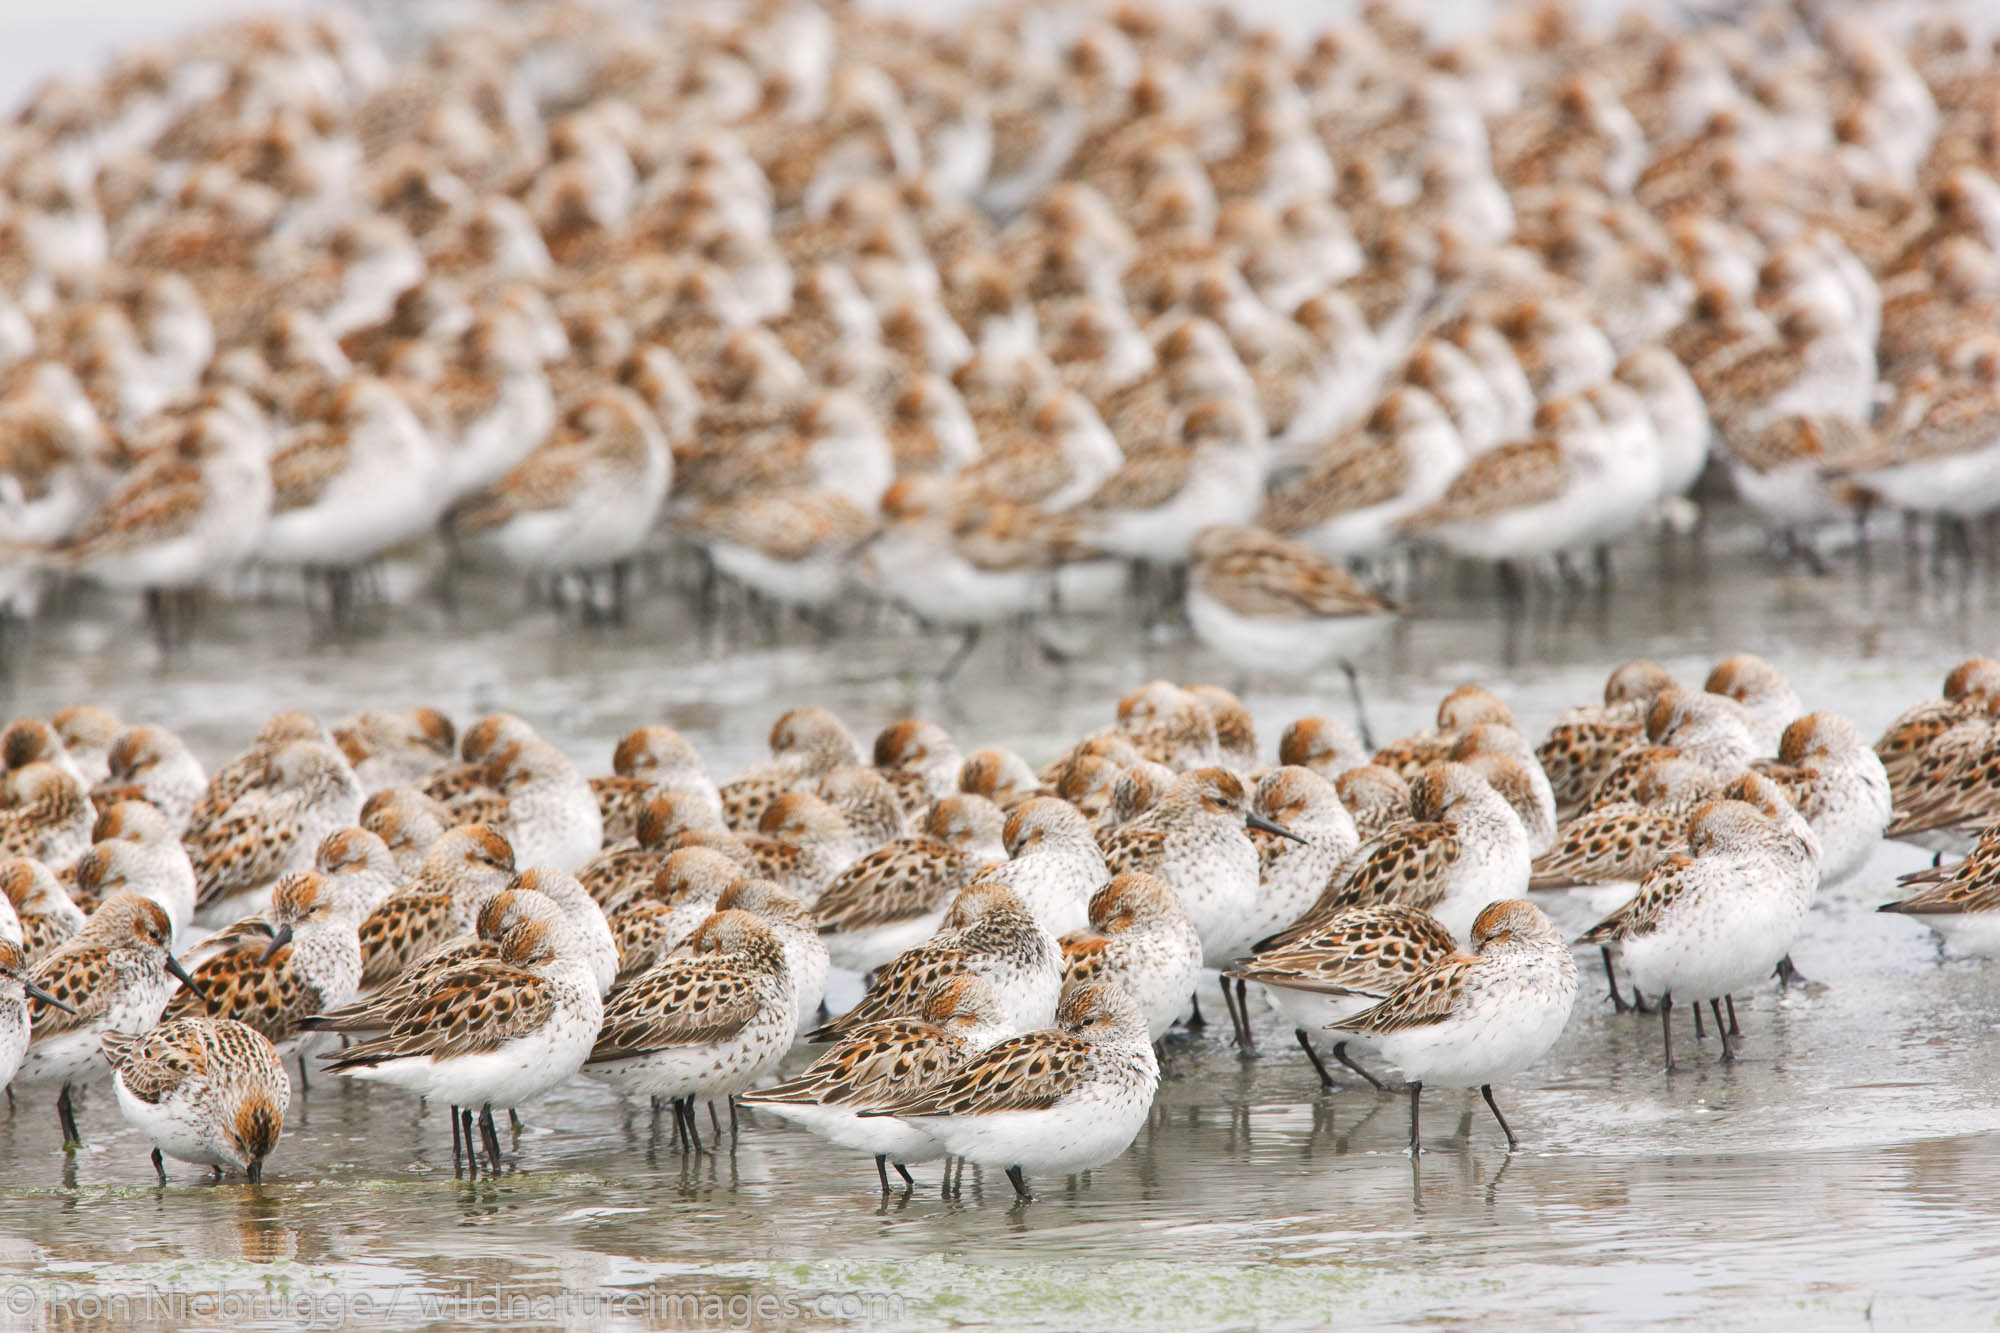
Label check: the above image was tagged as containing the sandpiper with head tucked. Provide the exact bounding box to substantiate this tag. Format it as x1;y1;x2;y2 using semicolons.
1060;872;1204;1042
857;979;1160;1203
585;910;795;1153
1330;900;1576;1153
741;974;1015;1193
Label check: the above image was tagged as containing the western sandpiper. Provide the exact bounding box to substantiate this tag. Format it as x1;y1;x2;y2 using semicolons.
1330;899;1577;1153
1059;872;1204;1041
857;979;1159;1203
1227;904;1459;1091
1580;798;1815;1069
19;894;202;1149
741;974;1014;1193
101;1016;289;1183
814;795;1006;974
585;910;795;1153
810;880;1061;1041
323;906;603;1172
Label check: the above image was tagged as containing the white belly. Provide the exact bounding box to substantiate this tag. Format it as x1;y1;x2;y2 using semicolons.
917;1093;1149;1175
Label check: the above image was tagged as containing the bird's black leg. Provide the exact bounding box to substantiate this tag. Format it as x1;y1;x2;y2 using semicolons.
460;1108;478;1175
1602;947;1630;1013
1334;1041;1386;1091
1407;1081;1424;1155
57;1083;80;1151
937;627;982;684
1005;1165;1032;1202
151;1147;167;1185
1712;999;1736;1062
479;1104;503;1170
1342;661;1377;751
1296;1028;1336;1090
1481;1084;1518;1151
1661;994;1676;1073
1234;978;1257;1052
1220;977;1251;1052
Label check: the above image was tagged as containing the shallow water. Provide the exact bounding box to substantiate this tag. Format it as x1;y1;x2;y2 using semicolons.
6;0;2000;1318
2;514;1999;1331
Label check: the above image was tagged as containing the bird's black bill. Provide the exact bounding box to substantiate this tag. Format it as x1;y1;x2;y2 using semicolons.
1246;813;1308;844
165;954;208;1001
21;979;75;1014
257;924;295;966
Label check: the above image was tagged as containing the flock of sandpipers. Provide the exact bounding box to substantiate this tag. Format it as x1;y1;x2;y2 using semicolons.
0;654;1993;1200
3;0;2000;675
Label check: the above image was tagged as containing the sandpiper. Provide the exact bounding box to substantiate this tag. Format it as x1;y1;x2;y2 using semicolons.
585;910;795;1153
1;857;85;962
810;880;1061;1040
1267;762;1531;949
1185;526;1400;737
1098;767;1302;976
71;802;199;937
591;726;722;842
976;797;1109;938
857;979;1159;1203
1580;799;1815;1069
0;764;92;870
19;894;202;1149
354;825;517;989
1239;766;1361;956
1754;712;1890;887
1880;822;2000;955
604;846;748;979
332;708;457;794
1059;872;1204;1041
1330;900;1576;1152
101;1016;289;1183
166;870;369;1088
714;877;828;1030
186;739;363;924
741;974;1014;1193
813;795;1006;974
94;725;207;833
322;906;604;1172
0;939;69;1092
1227;904;1459;1091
